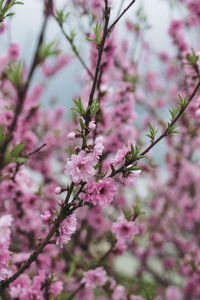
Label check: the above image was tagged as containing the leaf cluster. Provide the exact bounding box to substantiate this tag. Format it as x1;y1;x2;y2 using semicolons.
86;23;102;46
129;144;145;161
146;123;159;142
55;8;70;26
4;143;28;165
186;50;199;71
72;97;99;118
38;41;60;63
0;0;23;22
177;94;188;109
5;61;24;88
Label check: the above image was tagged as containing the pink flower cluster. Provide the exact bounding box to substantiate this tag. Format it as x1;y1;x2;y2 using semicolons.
0;214;13;280
10;272;63;299
65;150;96;184
84;178;117;206
112;216;139;241
82;267;107;288
56;214;77;247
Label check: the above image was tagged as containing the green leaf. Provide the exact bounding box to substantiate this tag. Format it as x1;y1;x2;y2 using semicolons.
39;40;60;62
15;157;28;164
86;37;97;45
69;30;76;41
5;61;24;88
169;105;179;121
122;208;133;222
4;143;26;165
130;144;141;160
127;163;142;172
79;118;85;131
84;202;94;207
74;128;81;134
93;23;102;44
90;99;99;117
0;126;5;145
72;97;85;116
5;12;15;17
186;51;199;66
133;202;145;219
11;143;26;157
177;93;188;109
56;9;70;25
146;123;159;141
168;122;179;134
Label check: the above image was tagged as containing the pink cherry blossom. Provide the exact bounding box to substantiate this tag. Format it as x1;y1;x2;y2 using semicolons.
112;216;139;241
56;214;77;247
65;151;96;184
84;178;117;206
7;43;20;61
120;169;142;186
82;267;107;288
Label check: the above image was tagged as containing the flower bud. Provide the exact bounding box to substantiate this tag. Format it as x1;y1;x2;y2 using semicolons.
89;121;96;131
55;186;62;194
67;132;76;141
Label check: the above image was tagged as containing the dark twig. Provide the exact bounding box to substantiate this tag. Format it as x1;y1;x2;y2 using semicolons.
0;9;49;170
12;143;47;182
27;143;46;157
110;80;200;177
0;183;75;294
0;0;138;293
54;16;94;80
66;284;85;300
107;0;136;35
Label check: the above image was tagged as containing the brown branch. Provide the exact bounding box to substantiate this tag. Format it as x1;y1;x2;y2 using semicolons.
27;143;46;157
110;80;200;177
0;5;49;171
87;3;110;109
54;16;94;80
1;289;13;300
0;182;75;293
66;284;85;300
82;1;110;148
141;80;200;156
0;0;138;293
107;0;136;35
12;143;47;182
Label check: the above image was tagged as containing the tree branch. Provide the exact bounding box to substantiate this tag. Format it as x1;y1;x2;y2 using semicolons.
107;0;136;35
111;80;200;177
54;16;94;80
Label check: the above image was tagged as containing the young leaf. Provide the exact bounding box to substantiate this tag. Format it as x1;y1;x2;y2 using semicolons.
5;61;24;88
146;123;159;141
168;122;179;134
39;41;60;62
122;208;133;222
90;99;99;117
177;94;188;109
169;105;179;121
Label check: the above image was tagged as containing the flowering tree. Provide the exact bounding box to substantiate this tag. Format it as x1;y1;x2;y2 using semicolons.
0;0;200;299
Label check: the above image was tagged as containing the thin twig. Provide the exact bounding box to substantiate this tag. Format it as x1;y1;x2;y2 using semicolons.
107;0;136;35
116;0;125;19
27;143;46;157
66;284;84;300
110;80;200;177
0;0;138;293
83;0;110;148
0;7;49;170
54;16;94;80
0;183;75;294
